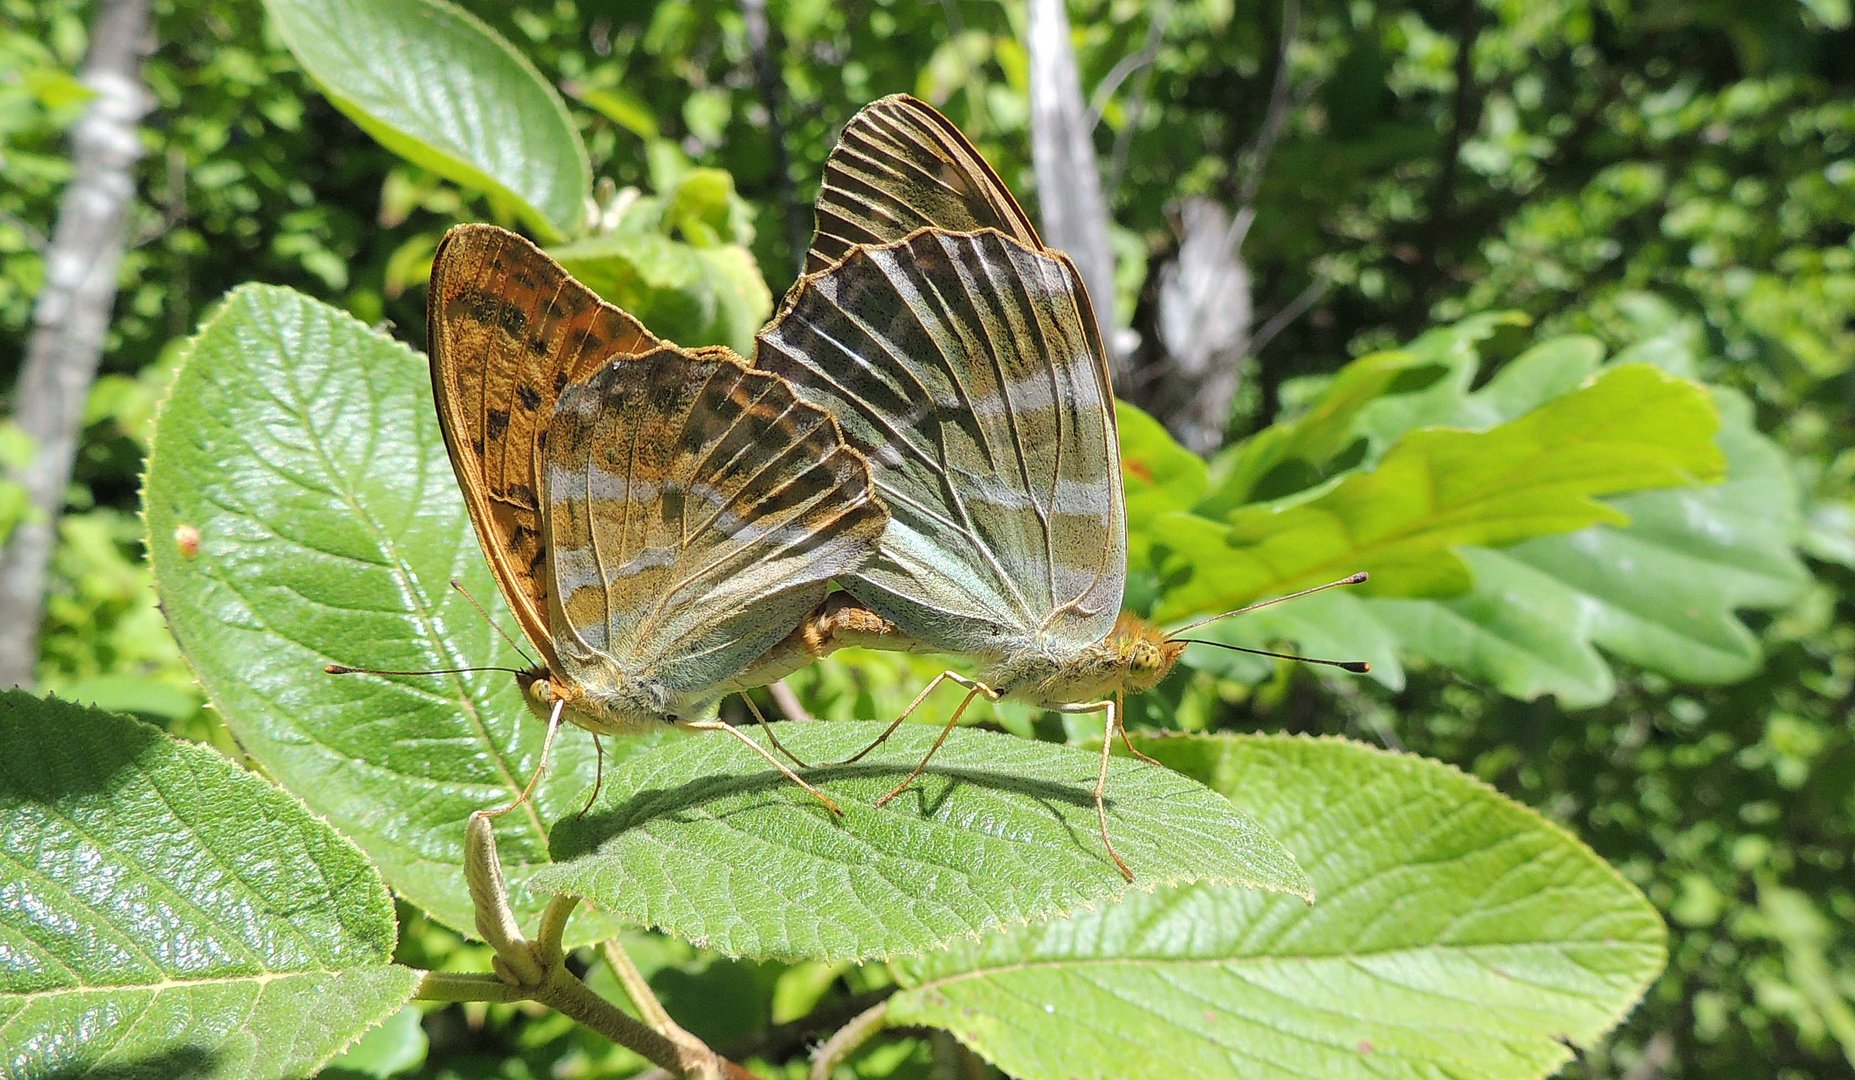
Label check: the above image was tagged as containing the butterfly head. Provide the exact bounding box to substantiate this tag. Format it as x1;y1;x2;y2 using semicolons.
517;663;693;735
1109;612;1189;694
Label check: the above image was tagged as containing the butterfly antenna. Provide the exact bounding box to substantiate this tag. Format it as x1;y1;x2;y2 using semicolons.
1168;572;1370;636
450;577;536;667
1172;639;1370;674
325;663;530;677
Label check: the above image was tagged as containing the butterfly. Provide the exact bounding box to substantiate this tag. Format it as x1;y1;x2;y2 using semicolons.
757;96;1366;877
424;223;889;811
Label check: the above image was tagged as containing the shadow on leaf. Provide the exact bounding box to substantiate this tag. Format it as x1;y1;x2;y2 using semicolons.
550;758;1108;861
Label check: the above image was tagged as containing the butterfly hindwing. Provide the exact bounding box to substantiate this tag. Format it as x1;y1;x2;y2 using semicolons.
429;224;661;669
541;345;886;698
806;94;1044;275
758;229;1124;656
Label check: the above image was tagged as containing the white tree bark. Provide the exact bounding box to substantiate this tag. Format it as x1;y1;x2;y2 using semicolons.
1026;0;1122;379
1155;198;1251;454
0;0;153;687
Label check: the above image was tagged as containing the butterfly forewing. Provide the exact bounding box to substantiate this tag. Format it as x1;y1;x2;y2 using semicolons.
541;346;886;699
758;229;1124;656
429;224;661;667
805;94;1044;275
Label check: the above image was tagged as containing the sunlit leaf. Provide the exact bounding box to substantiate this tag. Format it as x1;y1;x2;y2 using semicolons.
143;285;615;938
263;0;589;239
0;692;416;1079
535;722;1311;962
889;733;1666;1080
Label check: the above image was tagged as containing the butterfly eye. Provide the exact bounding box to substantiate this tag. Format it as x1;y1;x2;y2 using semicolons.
663;714;681;725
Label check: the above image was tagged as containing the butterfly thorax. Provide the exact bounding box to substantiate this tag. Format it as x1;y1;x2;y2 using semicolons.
983;612;1186;707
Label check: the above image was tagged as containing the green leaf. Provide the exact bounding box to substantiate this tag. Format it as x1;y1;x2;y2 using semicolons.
570;83;659;140
533;722;1311;962
1373;388;1810;704
323;1004;429;1077
0;691;417;1079
663;167;748;248
1118;400;1208;573
888;733;1667;1080
1348;316;1574;447
1202;348;1450;513
262;0;590;240
143;285;612;938
1155;364;1725;619
550;233;772;354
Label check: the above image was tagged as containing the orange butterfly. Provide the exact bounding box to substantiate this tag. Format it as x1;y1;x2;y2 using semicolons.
424;224;887;810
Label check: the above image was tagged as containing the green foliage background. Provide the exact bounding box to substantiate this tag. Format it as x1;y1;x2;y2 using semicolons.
3;0;1850;1076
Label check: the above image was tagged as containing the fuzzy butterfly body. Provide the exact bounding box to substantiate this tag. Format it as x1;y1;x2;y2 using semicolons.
429;225;886;741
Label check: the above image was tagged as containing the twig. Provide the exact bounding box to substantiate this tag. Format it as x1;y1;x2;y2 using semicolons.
412;970;526;1004
741;0;805;271
462;812;750;1078
766;679;814;724
600;937;677;1032
1247;274;1329;356
1105;0;1174;200
723;987;894;1062
599;932;727;1076
809;998;892;1080
1233;0;1300;210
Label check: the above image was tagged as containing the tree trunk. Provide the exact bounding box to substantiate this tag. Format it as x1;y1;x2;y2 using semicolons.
1026;0;1122;378
0;0;153;688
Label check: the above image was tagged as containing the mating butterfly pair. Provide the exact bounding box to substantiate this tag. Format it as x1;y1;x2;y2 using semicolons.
430;96;1358;878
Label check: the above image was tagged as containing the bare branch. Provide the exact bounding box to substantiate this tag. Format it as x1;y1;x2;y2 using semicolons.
742;0;805;270
1247;273;1330;357
1106;0;1175;200
1234;0;1301;209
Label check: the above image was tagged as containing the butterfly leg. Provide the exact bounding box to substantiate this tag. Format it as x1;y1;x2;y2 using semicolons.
575;736;605;819
1112;691;1163;768
833;669;989;766
872;674;1001;807
683;720;843;817
740;691;814;769
486;696;566;818
1059;697;1134;881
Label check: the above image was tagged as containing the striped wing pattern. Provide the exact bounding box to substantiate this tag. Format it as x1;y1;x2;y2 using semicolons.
541;346;886;699
758;229;1124;658
429;224;659;668
805;94;1043;275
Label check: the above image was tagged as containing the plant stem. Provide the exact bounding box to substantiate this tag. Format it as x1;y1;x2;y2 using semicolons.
534;894;578;966
600;936;726;1076
531;964;690;1069
809;998;891;1080
412;969;526;1004
600;936;675;1031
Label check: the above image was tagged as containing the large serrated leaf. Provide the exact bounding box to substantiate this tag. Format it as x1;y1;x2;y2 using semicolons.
1153;363;1724;619
0;691;417;1080
888;733;1666;1080
533;722;1311;962
548;232;773;355
263;0;590;240
1374;387;1810;704
142;285;612;938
